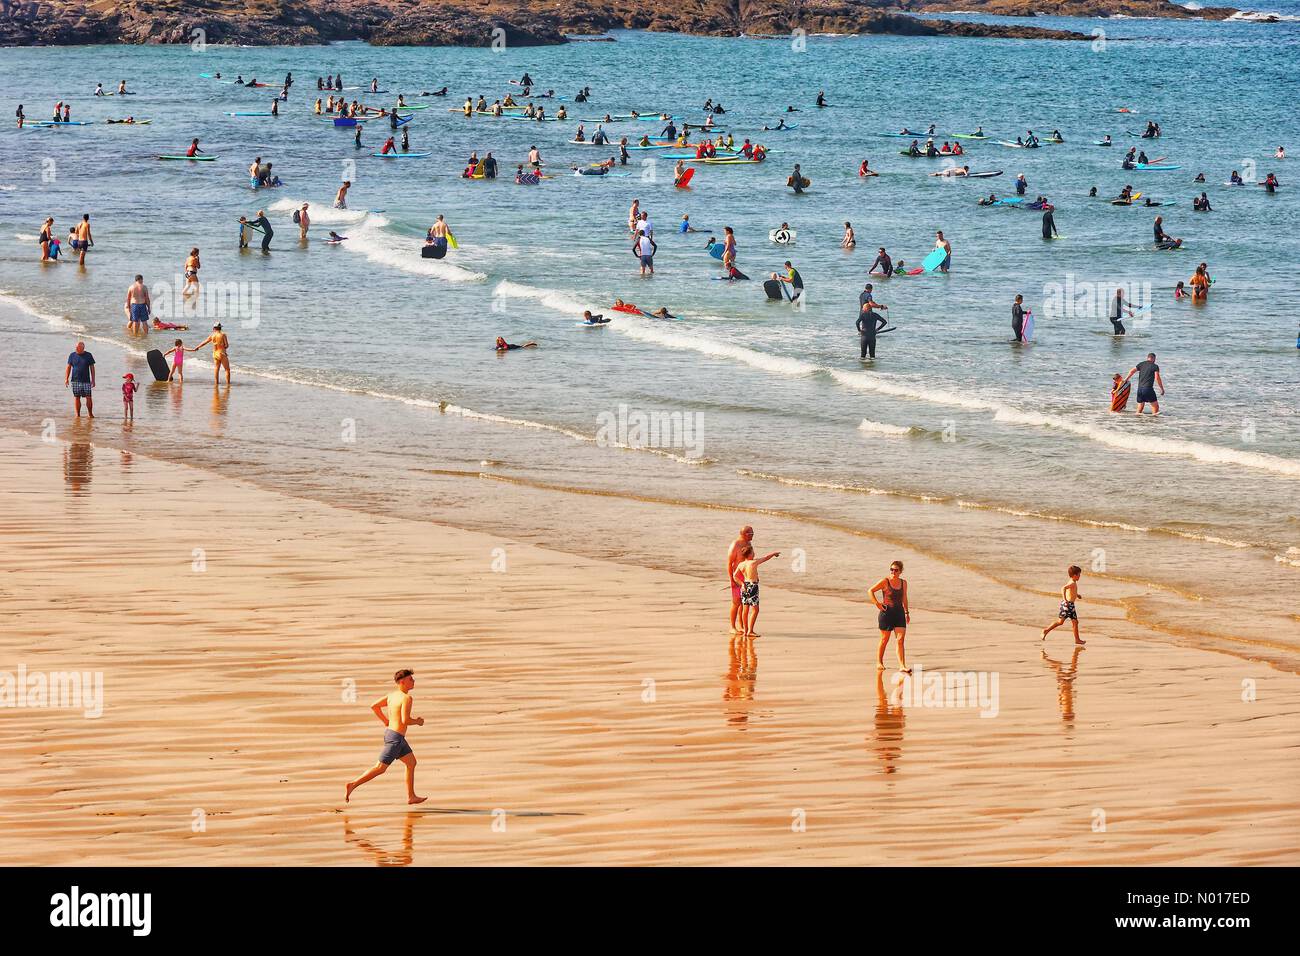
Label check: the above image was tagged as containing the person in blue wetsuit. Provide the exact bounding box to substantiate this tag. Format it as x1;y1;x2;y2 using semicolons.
1015;174;1028;196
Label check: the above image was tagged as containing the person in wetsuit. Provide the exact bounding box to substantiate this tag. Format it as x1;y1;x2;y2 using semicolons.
1012;294;1027;341
1042;207;1058;239
857;303;888;359
1153;215;1181;249
253;210;273;252
1109;288;1129;335
869;248;893;277
788;164;807;194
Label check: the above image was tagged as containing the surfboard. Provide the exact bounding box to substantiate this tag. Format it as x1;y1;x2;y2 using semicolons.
159;155;217;161
334;117;358;127
372;152;431;158
950;133;990;140
675;168;695;188
225;111;275;117
1021;311;1035;343
769;228;795;244
920;246;948;274
1110;379;1132;412
146;349;171;382
707;241;725;260
1093;140;1114;146
966;171;1003;178
106;119;151;125
446;230;459;250
30;121;91;126
1134;164;1180;171
762;124;798;131
577;318;612;327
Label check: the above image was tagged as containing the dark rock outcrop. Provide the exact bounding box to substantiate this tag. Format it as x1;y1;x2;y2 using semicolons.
0;0;1250;48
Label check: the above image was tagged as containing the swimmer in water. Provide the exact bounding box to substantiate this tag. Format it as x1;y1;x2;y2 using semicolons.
495;336;538;351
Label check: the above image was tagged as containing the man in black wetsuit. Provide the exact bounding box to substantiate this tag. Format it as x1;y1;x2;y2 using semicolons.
789;163;806;194
869;248;893;277
660;121;677;140
1153;215;1180;249
857;304;888;359
1042;207;1058;239
253;210;273;252
1012;294;1027;341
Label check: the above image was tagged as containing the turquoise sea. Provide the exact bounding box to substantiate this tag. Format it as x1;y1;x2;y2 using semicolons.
1;13;1298;665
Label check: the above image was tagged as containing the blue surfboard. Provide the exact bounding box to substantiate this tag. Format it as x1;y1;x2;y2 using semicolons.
921;246;948;273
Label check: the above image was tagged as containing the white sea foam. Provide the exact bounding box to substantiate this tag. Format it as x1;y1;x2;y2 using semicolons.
0;292;74;330
857;418;918;437
267;197;371;226
992;408;1300;479
342;214;486;283
493;283;1300;479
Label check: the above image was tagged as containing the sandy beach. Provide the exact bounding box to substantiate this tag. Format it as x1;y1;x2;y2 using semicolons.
1;425;1296;866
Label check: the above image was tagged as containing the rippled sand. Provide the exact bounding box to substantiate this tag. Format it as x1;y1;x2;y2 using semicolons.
1;428;1296;865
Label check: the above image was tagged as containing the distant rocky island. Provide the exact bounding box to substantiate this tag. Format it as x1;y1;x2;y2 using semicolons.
0;0;1254;47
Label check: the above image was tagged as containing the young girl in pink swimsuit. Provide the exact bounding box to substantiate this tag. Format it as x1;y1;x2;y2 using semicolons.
167;338;185;382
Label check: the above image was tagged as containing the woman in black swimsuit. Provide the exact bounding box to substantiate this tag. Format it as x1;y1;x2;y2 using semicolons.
870;560;911;673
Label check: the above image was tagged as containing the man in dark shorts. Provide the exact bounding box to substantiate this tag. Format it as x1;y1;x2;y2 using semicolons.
1123;352;1165;415
64;340;96;417
345;669;427;805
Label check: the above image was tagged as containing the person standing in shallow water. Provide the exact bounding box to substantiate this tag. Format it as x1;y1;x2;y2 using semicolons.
64;340;95;417
726;526;755;633
870;560;911;673
190;323;231;385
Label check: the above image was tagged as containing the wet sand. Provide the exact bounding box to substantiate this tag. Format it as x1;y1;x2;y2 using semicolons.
1;427;1297;865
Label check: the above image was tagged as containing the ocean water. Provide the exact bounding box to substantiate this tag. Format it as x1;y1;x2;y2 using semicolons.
1;16;1298;665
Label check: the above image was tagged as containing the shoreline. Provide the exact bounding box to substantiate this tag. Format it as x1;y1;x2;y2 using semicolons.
2;292;1298;675
2;425;1298;865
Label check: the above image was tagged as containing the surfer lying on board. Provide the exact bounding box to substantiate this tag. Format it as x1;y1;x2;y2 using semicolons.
495;337;538;352
151;317;188;331
581;311;611;326
931;165;972;177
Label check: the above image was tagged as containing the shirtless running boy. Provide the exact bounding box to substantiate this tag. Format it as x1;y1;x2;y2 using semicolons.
345;669;427;805
1041;565;1086;646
